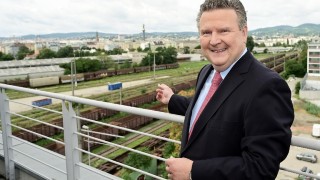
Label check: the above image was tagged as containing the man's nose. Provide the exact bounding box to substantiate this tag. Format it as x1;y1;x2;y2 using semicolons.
209;32;221;45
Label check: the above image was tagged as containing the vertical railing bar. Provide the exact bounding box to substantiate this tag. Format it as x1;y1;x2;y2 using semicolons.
0;89;15;180
62;101;80;180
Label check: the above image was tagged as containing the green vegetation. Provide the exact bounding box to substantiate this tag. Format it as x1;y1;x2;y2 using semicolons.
246;36;255;51
281;40;307;79
140;46;178;66
295;81;301;95
304;102;320;117
17;45;33;60
0;51;14;61
124;147;152;171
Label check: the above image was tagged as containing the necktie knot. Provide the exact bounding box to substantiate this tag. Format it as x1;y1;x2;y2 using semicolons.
212;72;222;86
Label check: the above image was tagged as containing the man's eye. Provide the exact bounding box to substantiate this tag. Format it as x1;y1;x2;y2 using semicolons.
221;29;230;33
202;31;211;35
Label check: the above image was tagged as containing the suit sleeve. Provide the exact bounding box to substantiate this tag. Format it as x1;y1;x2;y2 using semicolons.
168;94;192;116
168;64;209;116
191;77;294;180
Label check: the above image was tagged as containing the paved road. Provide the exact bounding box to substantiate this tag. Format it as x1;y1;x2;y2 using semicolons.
276;134;320;180
8;77;167;113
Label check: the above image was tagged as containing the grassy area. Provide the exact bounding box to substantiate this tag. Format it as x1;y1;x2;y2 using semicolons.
253;53;281;60
6;61;208;99
304;102;320;117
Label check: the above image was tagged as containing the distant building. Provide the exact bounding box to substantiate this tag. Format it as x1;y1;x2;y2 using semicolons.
299;41;320;101
307;42;320;76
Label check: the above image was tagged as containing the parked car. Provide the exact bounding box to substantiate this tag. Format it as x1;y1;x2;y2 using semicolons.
296;152;318;163
316;173;320;180
298;167;314;180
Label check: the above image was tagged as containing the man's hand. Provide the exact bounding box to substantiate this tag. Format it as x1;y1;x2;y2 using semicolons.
165;157;193;180
156;84;174;104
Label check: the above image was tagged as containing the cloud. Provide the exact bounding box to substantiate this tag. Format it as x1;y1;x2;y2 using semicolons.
0;0;319;37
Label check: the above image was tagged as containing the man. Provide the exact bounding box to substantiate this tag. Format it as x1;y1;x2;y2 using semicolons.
156;0;294;179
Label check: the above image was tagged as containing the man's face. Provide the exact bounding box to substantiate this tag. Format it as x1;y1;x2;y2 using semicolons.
199;9;248;72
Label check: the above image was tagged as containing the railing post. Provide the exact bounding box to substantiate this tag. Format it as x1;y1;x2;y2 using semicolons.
62;102;80;180
0;89;15;180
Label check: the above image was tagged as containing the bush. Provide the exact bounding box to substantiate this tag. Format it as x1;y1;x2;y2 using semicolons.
304;102;320;116
295;81;301;95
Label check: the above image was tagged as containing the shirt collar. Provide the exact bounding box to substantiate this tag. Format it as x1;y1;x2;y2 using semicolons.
214;48;247;79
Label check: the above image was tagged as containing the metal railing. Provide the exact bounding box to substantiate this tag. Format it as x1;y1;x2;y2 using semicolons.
0;83;319;180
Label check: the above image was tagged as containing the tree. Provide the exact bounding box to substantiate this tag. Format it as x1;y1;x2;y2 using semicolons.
107;47;125;55
0;52;14;61
120;60;132;69
128;48;136;52
259;42;266;47
194;45;201;49
246;36;254;51
162;46;177;64
60;58;102;74
56;46;74;58
284;59;306;78
97;54;115;69
183;46;190;54
17;45;31;60
37;48;56;59
137;47;143;52
296;40;308;71
140;46;177;66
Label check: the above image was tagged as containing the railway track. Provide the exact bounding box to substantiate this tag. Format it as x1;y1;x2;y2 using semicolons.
97;125;170;174
84;120;170;166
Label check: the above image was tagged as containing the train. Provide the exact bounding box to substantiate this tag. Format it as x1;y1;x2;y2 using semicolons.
5;63;180;88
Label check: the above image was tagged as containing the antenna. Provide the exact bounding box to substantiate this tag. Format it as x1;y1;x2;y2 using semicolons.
142;24;146;41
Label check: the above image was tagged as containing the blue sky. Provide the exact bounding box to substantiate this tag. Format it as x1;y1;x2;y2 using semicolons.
1;0;319;37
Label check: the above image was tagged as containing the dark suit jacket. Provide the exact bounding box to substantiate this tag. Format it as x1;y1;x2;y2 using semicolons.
168;51;294;180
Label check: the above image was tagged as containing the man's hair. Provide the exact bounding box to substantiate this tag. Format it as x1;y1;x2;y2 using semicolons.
196;0;247;30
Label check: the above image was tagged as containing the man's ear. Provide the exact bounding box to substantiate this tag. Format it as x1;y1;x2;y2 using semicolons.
242;25;248;43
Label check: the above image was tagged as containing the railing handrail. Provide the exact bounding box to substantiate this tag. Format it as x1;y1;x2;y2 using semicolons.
0;83;184;123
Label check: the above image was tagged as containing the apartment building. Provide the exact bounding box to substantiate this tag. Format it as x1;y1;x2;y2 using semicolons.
308;42;320;76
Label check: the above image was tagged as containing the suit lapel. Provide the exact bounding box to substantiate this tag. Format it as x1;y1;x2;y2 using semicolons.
180;65;213;148
181;51;254;155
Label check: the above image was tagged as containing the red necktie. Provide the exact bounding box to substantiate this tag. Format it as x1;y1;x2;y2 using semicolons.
188;72;222;139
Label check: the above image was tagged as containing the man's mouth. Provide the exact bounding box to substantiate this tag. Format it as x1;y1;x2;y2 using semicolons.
211;48;227;53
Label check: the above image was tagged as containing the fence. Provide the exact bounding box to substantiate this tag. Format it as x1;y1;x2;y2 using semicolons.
0;83;319;180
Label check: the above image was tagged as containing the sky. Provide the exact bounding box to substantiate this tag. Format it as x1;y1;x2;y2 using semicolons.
1;0;319;37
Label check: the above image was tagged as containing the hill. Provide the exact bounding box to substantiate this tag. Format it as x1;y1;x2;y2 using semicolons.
1;23;319;40
249;23;320;37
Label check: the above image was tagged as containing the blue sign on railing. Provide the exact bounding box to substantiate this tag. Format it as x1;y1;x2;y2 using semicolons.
108;82;122;91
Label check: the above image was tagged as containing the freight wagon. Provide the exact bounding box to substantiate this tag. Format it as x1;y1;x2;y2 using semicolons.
60;73;85;83
29;76;60;87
